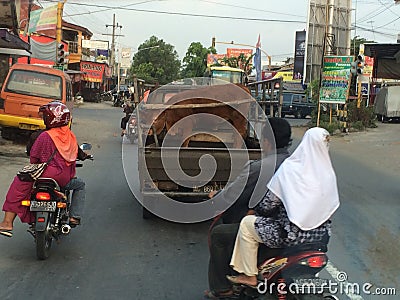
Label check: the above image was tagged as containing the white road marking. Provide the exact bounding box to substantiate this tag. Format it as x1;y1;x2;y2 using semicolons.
325;261;364;300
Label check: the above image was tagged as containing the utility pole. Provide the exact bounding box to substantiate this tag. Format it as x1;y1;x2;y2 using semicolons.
105;14;123;77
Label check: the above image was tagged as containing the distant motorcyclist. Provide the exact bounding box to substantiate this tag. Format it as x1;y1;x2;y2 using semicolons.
120;102;134;136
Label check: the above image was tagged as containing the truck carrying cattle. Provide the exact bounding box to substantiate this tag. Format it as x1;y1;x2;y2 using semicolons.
136;81;265;219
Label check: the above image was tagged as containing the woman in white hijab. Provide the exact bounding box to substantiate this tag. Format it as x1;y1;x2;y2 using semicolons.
226;127;340;288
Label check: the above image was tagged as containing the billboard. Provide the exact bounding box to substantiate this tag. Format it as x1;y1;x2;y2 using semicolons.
293;31;306;80
226;48;253;58
28;4;58;33
207;53;226;66
319;56;352;104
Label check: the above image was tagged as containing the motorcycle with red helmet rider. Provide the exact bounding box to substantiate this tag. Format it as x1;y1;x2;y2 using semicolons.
0;101;93;260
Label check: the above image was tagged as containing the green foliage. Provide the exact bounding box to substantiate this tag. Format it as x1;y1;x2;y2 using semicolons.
181;42;215;78
305;79;320;104
128;36;181;85
318;120;342;135
347;99;377;129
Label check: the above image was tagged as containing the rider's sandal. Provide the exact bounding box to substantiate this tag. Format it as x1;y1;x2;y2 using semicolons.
69;218;81;227
226;275;257;289
0;229;13;238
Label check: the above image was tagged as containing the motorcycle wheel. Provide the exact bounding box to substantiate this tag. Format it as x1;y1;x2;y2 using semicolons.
36;223;52;260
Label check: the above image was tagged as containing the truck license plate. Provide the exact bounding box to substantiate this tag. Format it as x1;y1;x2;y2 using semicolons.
203;185;215;193
30;201;56;212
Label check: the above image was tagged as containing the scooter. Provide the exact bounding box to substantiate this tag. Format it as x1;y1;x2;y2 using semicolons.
208;213;334;299
233;240;334;299
22;143;93;260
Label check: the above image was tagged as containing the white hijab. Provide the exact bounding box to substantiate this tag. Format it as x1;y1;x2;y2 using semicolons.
267;127;340;230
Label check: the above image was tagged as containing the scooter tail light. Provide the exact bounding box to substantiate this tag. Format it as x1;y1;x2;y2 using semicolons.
35;192;51;201
299;255;327;268
37;217;45;223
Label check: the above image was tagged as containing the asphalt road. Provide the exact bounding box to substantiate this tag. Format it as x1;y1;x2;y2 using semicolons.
0;102;398;300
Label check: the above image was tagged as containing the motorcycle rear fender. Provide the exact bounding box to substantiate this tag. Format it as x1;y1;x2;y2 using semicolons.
35;212;49;231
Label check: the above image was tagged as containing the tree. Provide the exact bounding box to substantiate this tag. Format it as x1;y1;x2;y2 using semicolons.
128;36;181;85
181;42;215;78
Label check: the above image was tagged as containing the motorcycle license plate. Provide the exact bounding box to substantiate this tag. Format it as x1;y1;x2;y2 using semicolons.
292;278;329;292
30;201;57;212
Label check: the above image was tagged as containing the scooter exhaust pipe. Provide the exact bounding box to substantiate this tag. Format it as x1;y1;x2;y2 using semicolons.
61;224;71;234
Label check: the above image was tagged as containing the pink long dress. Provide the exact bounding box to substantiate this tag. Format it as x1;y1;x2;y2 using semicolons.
2;131;76;223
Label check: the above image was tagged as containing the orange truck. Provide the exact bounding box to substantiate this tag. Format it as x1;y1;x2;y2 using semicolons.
0;64;74;139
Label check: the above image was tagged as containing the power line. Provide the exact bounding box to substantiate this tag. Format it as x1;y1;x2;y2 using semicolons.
39;0;304;24
198;0;306;19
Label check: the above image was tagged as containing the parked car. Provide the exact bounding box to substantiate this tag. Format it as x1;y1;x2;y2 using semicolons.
281;91;315;118
0;64;74;139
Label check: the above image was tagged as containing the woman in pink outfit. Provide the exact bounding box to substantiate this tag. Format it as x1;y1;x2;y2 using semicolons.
0;101;85;238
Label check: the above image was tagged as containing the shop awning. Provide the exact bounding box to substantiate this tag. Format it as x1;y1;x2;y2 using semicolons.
0;28;31;56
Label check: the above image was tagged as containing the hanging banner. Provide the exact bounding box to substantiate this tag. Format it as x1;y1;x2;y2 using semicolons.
28;4;58;33
80;61;105;83
319;56;352;104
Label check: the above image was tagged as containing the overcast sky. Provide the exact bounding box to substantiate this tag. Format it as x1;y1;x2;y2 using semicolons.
40;0;400;64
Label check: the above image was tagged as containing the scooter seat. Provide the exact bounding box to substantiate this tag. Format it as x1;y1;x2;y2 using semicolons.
258;236;329;263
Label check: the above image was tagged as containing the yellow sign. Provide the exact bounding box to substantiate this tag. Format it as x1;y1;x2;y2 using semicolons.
272;71;301;82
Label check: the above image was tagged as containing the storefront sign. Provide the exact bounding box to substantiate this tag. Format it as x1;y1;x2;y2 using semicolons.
80;62;105;83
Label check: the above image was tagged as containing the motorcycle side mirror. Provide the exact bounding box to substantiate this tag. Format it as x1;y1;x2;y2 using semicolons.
80;143;92;151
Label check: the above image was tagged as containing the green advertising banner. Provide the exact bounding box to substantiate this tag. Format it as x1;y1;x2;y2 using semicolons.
28;4;57;33
319;56;353;104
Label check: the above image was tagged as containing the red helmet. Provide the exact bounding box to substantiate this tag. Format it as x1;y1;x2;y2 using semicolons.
39;101;71;128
